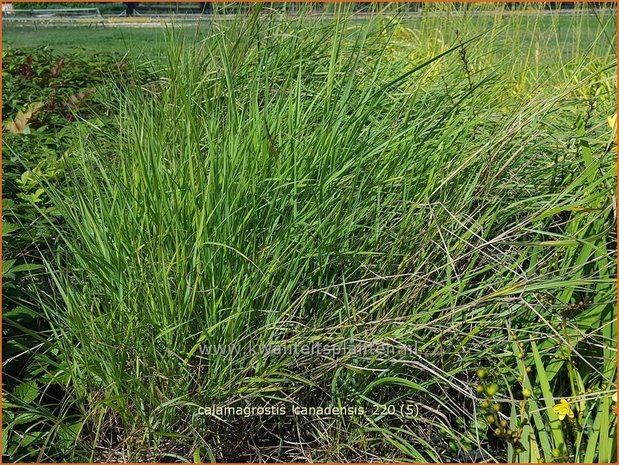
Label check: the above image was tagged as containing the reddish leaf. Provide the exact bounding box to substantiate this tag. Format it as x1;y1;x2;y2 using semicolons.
51;58;66;77
19;55;34;79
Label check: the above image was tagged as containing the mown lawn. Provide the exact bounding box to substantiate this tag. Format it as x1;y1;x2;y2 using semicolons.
2;11;615;58
2;24;201;56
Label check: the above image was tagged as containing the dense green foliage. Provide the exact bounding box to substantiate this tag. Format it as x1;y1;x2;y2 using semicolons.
2;5;617;463
2;47;152;461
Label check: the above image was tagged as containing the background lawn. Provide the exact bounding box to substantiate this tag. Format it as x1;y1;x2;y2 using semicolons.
2;11;616;58
2;24;207;56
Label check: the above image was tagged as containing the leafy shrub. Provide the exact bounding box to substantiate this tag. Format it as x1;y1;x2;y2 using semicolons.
2;46;153;462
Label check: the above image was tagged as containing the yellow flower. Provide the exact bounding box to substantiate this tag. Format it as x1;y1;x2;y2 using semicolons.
553;399;574;421
608;113;617;144
613;392;617;403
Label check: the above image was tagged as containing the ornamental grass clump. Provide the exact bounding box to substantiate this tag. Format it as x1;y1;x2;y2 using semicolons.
25;6;616;462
